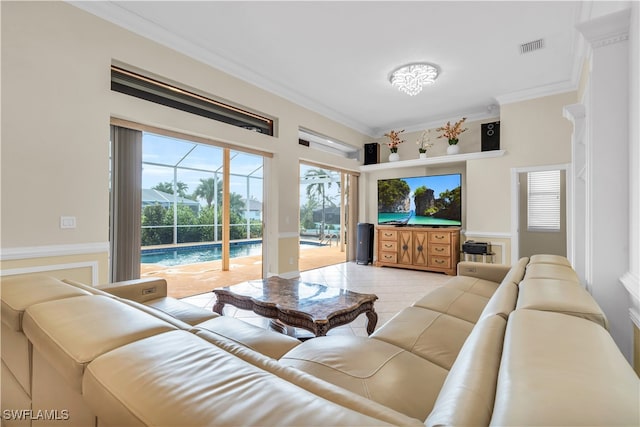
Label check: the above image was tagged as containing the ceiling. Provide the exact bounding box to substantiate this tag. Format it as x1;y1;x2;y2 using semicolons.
72;1;594;137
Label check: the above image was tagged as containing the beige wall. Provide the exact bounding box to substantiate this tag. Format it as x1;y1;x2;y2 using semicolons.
1;1;365;280
362;93;575;265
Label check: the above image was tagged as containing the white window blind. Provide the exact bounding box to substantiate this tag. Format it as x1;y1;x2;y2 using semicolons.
527;170;561;231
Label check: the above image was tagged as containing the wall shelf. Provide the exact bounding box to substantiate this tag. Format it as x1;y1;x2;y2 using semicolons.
359;150;506;172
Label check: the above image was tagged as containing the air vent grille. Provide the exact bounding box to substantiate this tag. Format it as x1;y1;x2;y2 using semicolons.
520;38;545;54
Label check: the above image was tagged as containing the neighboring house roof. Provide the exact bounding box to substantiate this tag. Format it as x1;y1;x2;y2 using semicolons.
142;189;200;207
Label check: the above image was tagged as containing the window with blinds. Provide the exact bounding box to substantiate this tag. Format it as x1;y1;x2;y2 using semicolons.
527;170;561;231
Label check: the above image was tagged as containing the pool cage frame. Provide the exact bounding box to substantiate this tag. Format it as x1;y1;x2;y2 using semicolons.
141;134;264;248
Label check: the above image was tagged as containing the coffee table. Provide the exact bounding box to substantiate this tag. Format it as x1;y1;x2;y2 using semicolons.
212;276;378;337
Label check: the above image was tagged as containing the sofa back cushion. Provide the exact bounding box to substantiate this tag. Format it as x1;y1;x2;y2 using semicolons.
490;310;640;426
425;315;507;427
1;275;91;332
478;281;519;321
23;295;176;392
516;278;608;329
523;262;579;283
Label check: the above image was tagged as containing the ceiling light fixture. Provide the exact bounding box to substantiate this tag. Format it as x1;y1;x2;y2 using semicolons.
389;63;439;96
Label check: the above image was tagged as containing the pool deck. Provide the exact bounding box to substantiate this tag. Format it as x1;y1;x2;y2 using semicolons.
141;244;348;298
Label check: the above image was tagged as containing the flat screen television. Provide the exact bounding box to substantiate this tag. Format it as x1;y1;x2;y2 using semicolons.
377;173;462;226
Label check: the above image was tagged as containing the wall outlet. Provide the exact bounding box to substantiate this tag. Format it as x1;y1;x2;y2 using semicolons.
60;216;76;229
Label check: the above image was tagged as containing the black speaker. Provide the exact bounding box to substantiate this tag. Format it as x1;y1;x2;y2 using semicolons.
364;143;380;165
481;121;500;151
356;223;374;265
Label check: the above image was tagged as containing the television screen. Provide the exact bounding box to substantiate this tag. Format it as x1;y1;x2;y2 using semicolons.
377;173;462;226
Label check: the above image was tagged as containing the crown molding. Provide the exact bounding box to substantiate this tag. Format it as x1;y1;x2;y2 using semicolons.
495;81;577;106
68;1;376;137
576;8;631;48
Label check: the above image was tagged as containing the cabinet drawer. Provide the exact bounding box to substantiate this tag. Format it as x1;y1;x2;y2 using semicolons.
379;252;398;264
379;241;398;252
379;230;398;241
428;256;451;269
429;244;451;256
429;232;451;244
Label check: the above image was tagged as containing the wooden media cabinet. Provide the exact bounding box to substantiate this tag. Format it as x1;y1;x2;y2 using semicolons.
376;225;460;275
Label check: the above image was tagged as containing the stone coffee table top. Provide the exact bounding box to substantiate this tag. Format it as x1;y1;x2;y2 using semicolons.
212;276;378;337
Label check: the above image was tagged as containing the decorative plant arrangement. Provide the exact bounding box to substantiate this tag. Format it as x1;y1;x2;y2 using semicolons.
384;129;405;153
436;117;467;145
416;129;433;154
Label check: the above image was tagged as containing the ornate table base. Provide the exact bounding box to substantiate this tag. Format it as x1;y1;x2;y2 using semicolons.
213;276;378;337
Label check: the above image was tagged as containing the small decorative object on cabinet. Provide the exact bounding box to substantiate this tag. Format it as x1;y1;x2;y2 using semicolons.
389;152;400;162
376;225;460;275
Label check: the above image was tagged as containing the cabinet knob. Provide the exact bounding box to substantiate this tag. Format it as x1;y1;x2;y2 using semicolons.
402;245;408;251
417;245;423;252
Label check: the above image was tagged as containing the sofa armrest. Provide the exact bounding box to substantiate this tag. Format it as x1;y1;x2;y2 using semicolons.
457;262;512;284
97;278;168;303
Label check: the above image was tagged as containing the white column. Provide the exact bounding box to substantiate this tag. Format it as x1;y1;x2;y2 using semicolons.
563;103;586;285
621;2;640;334
577;8;632;361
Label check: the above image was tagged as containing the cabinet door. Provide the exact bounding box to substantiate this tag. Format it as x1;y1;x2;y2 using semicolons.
398;230;412;264
412;231;428;266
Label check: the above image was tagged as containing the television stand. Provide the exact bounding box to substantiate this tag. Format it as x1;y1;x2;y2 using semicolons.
375;225;460;275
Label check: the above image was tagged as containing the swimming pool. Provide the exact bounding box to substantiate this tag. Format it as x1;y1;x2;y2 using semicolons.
141;240;324;266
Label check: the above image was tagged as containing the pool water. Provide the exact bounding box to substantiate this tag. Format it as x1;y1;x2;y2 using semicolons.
141;241;324;267
141;242;262;266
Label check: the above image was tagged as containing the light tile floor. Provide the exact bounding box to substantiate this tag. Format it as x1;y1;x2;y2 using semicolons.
181;262;452;337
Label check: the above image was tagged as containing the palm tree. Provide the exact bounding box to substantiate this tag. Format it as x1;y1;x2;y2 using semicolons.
303;168;338;236
193;177;218;208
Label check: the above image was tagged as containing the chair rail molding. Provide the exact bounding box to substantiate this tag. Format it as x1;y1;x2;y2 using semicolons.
0;242;110;261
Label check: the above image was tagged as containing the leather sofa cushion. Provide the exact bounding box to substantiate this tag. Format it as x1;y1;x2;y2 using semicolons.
413;287;489;324
528;254;572;266
1;275;91;331
280;335;448;421
425;315;507;427
491;310;640;426
145;296;219;325
84;330;422;426
22;295;176;393
478;280;519;320
195;316;300;359
444;275;499;298
524;262;580;283
1;322;31;397
370;306;473;369
516;278;608;329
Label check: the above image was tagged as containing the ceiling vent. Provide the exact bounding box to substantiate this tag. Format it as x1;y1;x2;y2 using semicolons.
519;38;545;54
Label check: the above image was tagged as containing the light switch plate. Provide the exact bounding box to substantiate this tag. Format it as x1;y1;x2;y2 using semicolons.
60;216;76;229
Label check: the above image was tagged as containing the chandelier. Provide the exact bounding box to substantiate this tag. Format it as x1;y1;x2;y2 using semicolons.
389;63;439;96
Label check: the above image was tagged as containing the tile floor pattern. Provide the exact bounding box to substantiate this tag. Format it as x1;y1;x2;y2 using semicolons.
182;262;452;337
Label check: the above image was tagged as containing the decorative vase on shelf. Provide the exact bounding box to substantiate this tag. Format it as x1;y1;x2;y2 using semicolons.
447;140;460;155
389;151;400;162
419;152;427;159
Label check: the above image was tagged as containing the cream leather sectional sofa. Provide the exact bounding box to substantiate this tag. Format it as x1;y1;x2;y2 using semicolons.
2;254;639;426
